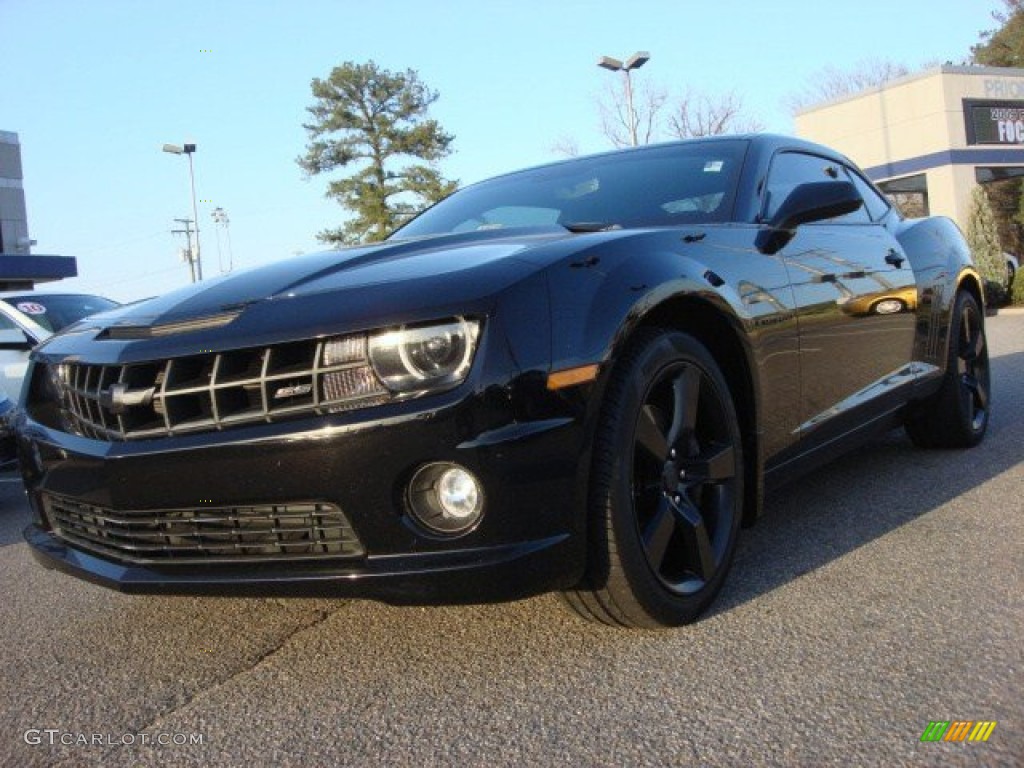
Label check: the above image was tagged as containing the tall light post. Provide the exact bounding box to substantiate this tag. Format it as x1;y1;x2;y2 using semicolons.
597;51;651;147
162;142;203;281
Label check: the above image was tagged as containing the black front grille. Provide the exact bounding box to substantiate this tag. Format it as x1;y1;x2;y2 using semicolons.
43;494;364;564
37;334;390;440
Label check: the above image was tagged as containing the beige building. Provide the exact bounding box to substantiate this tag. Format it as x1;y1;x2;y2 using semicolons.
795;65;1024;236
0;131;76;289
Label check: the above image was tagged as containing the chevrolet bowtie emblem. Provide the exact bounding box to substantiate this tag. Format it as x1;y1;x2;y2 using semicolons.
99;383;156;414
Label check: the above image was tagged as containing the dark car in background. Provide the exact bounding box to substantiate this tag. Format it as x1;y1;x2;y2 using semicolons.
17;135;989;627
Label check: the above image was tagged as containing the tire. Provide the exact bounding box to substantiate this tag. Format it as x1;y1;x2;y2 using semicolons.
563;329;744;628
905;290;990;449
872;298;906;315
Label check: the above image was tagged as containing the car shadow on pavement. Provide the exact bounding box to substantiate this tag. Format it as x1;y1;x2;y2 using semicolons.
5;352;1021;767
707;348;1024;620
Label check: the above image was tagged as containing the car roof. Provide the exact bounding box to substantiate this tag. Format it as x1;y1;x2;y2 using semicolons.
460;133;856;188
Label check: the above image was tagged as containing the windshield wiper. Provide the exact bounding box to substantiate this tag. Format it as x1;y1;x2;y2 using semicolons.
561;222;621;233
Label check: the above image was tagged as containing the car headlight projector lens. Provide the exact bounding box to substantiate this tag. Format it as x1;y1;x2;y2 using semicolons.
408;462;484;535
368;318;479;393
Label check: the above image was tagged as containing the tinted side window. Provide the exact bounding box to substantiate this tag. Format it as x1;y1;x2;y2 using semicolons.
763;151;870;224
843;167;892;221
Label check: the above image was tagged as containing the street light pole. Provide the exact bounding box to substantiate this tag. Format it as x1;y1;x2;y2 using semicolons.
162;142;203;281
185;150;202;281
597;52;651;147
623;69;637;147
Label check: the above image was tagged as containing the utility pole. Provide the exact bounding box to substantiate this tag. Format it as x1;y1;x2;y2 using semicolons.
171;217;197;283
211;207;234;273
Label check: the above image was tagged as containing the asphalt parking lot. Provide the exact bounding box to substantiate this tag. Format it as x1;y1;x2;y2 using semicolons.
0;312;1021;768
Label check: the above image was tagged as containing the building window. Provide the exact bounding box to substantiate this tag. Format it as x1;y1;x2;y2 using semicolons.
975;167;1024;258
878;174;929;218
975;166;1024;183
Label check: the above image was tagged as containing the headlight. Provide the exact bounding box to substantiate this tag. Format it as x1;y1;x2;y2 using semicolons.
368;318;480;394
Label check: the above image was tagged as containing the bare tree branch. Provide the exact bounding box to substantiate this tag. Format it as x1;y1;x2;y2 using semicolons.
786;59;911;114
665;89;764;139
549;135;580;157
596;79;667;148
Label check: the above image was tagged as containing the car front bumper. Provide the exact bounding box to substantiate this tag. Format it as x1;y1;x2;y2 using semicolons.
18;387;590;604
23;524;575;603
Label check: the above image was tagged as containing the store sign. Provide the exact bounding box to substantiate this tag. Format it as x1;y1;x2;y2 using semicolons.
964;98;1024;145
983;79;1024;98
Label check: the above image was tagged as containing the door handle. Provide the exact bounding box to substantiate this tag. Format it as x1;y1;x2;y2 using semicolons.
885;249;905;268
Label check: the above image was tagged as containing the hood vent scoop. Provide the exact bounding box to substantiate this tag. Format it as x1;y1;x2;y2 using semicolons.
97;311;242;340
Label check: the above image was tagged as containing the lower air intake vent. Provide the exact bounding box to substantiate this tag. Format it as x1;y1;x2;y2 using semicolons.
43;495;364;564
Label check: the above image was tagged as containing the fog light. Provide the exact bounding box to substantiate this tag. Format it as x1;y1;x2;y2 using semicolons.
408;463;484;535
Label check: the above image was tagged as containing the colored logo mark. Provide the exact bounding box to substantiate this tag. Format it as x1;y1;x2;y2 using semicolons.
920;721;997;742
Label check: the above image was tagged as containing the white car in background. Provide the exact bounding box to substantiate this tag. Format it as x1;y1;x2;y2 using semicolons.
0;292;120;402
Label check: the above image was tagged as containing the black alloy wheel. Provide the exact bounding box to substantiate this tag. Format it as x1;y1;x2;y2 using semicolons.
955;295;990;434
564;329;744;628
632;360;738;595
906;290;990;449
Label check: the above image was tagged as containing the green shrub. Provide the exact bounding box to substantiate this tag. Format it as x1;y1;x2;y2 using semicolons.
966;186;1009;287
984;279;1007;308
1012;270;1024;306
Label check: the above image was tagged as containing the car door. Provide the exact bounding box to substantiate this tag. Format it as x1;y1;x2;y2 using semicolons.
763;151;918;444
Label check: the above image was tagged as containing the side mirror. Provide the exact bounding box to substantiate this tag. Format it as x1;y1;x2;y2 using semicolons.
756;181;863;254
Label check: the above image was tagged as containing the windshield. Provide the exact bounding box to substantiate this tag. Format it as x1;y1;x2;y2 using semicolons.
3;294;120;333
392;140;748;239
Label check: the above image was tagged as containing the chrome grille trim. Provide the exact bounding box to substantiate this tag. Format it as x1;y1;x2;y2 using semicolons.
43;494;364;563
44;334;390;440
98;311;242;339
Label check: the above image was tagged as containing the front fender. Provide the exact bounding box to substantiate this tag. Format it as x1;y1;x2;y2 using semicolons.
544;231;750;372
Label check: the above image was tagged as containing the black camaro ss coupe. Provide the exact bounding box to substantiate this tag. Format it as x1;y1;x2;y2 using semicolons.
18;135;990;628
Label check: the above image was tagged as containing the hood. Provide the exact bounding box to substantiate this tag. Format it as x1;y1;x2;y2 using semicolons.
97;227;584;329
37;224;655;364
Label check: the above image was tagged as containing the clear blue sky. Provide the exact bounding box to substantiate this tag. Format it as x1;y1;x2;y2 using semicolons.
2;0;997;302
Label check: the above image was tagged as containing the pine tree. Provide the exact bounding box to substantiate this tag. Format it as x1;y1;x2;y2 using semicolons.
972;1;1024;67
298;60;457;246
